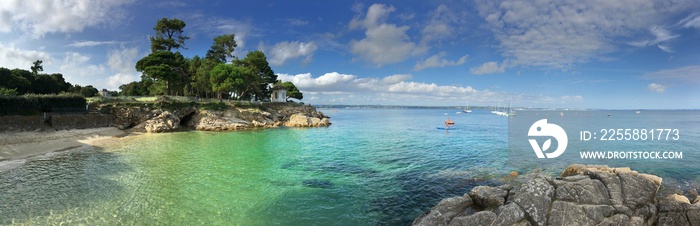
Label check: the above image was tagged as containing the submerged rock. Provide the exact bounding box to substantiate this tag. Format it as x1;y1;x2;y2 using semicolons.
302;179;334;189
412;164;691;226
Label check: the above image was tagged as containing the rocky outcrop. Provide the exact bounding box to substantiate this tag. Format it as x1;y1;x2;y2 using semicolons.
284;113;331;127
188;110;251;131
141;111;181;133
413;164;699;226
110;103;330;133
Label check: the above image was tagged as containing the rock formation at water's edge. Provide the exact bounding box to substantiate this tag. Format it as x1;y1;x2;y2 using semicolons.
413;164;700;226
111;103;330;133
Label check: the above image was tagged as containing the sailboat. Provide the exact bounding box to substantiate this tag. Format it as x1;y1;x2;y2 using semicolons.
635;103;641;114
507;98;516;116
493;98;515;116
462;101;472;113
492;100;503;115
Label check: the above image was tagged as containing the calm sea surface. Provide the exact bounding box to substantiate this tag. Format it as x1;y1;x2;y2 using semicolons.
1;108;698;225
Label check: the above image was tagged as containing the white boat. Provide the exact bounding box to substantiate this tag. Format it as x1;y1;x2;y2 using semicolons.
462;101;472;113
635;103;641;114
507;98;516;116
493;98;516;116
491;101;502;115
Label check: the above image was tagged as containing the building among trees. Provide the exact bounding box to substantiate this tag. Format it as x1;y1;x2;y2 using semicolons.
270;84;287;102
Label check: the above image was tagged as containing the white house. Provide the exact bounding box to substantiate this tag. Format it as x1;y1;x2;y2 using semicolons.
270;84;287;102
99;89;111;97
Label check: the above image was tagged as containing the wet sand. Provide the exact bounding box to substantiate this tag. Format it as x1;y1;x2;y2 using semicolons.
0;127;129;161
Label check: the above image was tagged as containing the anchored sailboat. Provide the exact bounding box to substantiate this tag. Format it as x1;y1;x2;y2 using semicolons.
462;101;472;113
493;98;516;116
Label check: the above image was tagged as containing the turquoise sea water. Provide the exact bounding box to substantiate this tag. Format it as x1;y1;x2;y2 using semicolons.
1;108;698;225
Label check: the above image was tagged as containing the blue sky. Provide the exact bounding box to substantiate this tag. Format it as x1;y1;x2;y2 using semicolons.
1;0;699;109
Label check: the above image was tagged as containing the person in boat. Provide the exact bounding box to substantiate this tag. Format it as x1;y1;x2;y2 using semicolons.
445;118;455;128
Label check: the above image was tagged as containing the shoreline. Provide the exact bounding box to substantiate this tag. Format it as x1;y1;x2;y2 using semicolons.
0;102;332;162
0;127;130;162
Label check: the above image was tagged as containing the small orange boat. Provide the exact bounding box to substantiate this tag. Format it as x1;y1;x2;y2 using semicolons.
445;118;454;126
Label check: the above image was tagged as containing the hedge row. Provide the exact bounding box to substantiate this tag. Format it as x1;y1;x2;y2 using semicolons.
0;94;86;115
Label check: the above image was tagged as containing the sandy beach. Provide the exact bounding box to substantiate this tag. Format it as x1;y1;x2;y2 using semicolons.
0;127;129;161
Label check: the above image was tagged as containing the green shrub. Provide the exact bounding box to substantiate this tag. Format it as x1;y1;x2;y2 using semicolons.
0;94;86;115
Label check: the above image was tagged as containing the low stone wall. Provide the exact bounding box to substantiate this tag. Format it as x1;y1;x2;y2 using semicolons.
49;114;114;130
0;114;114;131
0;115;47;131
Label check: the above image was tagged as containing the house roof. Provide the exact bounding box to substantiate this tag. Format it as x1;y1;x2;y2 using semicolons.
271;84;287;90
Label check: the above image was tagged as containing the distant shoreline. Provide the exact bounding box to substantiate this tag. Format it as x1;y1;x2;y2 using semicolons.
315;105;698;111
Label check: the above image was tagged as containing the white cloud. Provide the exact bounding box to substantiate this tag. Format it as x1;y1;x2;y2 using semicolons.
656;45;673;53
59;52;106;83
287;18;309;26
183;12;254;53
421;4;462;43
382;74;412;84
647;83;667;93
679;13;700;29
154;1;186;8
470;61;505;75
0;42;52;69
262;41;318;66
277;72;586;107
107;73;137;90
560;95;584;103
278;72;356;92
0;0;135;37
277;72;487;105
643;65;700;84
107;48;138;72
68;41;122;47
627;26;679;52
475;0;697;68
349;4;426;66
105;47;140;90
414;52;468;70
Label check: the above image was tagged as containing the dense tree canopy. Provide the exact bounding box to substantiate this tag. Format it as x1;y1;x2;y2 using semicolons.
135;50;186;95
120;17;303;101
0;65;101;97
280;81;303;101
233;51;277;101
68;84;99;97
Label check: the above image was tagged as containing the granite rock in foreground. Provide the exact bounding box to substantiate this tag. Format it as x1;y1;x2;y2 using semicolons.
413;164;700;226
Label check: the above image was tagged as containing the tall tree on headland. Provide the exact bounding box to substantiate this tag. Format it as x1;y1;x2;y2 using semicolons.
135;51;186;95
31;60;43;76
137;17;189;95
234;51;276;100
205;34;237;63
150;18;189;52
